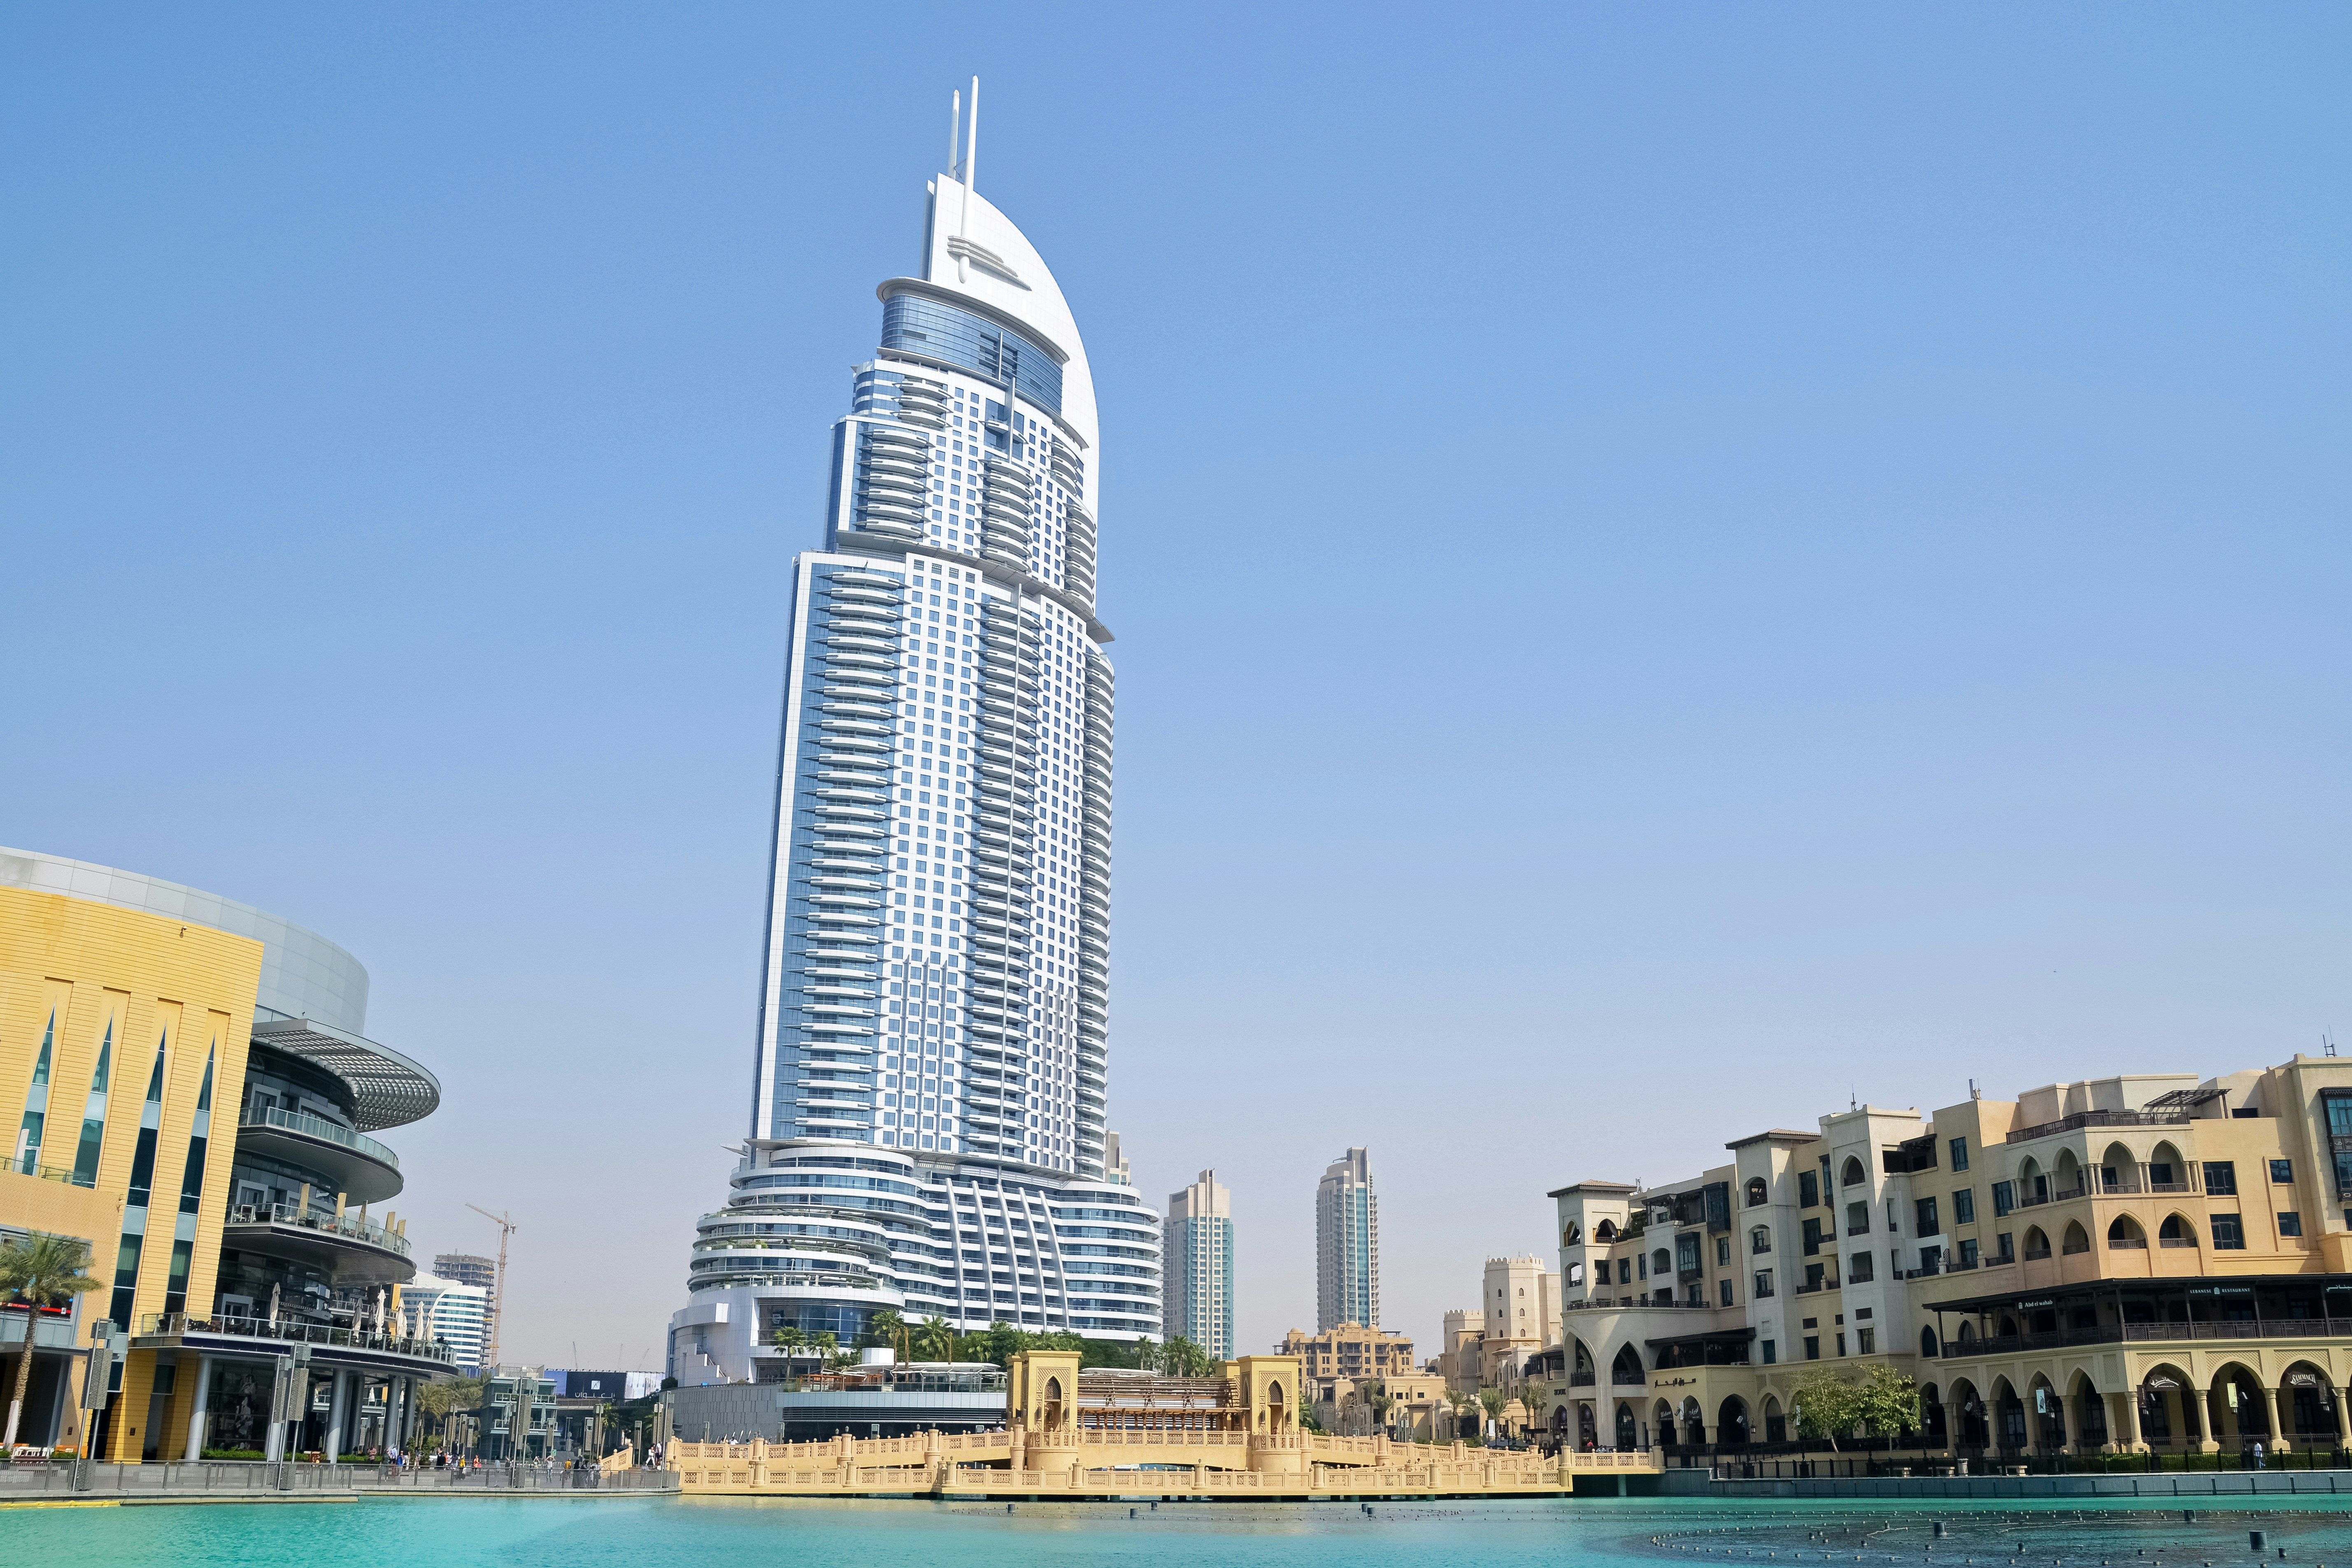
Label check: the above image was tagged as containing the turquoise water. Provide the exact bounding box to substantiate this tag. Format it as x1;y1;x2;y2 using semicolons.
13;1495;2352;1568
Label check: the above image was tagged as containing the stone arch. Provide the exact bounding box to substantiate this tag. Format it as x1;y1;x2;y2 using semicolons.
2053;1148;2083;1195
1745;1177;1768;1207
2210;1361;2269;1441
2097;1140;2138;1192
2026;1373;2064;1450
1615;1400;1638;1449
1840;1155;1867;1188
2158;1212;2199;1249
1920;1382;1947;1444
1594;1218;1618;1243
1947;1377;1988;1449
1956;1319;1976;1346
1989;1375;2026;1452
2280;1360;2335;1439
2018;1155;2046;1203
1650;1247;1671;1279
1043;1375;1065;1429
2138;1362;2196;1445
1652;1398;1675;1446
1749;1222;1772;1257
2107;1213;2147;1249
1920;1324;1940;1358
1717;1395;1750;1447
1266;1380;1286;1431
1562;1219;1582;1247
2060;1220;2091;1255
1679;1396;1705;1447
1761;1393;1786;1444
1612;1343;1644;1384
2066;1366;2108;1448
2022;1225;2052;1261
2148;1140;2188;1189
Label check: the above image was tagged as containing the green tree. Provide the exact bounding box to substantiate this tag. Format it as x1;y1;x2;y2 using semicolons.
771;1324;807;1356
1853;1364;1922;1441
1158;1335;1215;1377
974;1321;1031;1368
0;1233;101;1449
865;1308;908;1357
1477;1387;1507;1442
913;1315;954;1362
1791;1366;1869;1452
415;1376;486;1449
1363;1378;1395;1436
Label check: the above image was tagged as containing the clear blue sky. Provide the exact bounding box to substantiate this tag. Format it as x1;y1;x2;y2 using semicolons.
5;5;2345;1366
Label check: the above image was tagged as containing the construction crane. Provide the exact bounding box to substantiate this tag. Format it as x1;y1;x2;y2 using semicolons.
466;1204;518;1369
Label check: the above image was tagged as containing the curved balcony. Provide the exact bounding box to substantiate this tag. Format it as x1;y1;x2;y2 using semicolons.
236;1106;403;1206
817;582;901;605
830;569;904;590
249;1017;439;1134
223;1200;413;1284
865;429;930;459
854;517;925;542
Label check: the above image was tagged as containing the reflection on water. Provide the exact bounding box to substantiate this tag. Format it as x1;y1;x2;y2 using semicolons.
11;1495;2352;1568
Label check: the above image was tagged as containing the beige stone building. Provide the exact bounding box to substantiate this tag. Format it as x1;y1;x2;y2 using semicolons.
1280;1321;1415;1384
1524;1057;2352;1456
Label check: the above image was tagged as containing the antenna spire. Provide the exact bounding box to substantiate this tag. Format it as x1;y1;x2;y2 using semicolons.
956;76;980;281
949;87;961;181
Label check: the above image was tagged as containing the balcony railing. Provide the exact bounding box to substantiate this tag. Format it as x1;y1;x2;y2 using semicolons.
136;1311;454;1362
2016;1182;2089;1208
2005;1109;2191;1145
224;1202;410;1259
1944;1317;2352;1360
240;1107;399;1169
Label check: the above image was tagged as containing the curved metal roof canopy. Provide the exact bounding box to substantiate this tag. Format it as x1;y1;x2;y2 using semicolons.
250;1013;441;1132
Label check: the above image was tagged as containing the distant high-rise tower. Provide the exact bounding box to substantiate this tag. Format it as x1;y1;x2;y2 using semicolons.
434;1252;498;1296
1163;1169;1234;1358
1316;1148;1379;1331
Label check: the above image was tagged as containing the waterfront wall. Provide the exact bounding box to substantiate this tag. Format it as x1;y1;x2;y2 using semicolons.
1666;1467;2352;1499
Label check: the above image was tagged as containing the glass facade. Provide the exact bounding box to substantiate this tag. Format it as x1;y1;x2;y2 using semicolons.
881;293;1063;415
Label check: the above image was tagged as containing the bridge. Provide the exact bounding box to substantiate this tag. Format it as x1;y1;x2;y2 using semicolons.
665;1349;1660;1499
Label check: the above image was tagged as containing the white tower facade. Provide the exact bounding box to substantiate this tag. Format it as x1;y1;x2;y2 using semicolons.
1316;1147;1380;1331
1163;1169;1235;1359
669;87;1159;1381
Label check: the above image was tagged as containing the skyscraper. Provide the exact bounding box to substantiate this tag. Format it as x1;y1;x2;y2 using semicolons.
1163;1169;1234;1359
1316;1147;1380;1331
667;85;1159;1384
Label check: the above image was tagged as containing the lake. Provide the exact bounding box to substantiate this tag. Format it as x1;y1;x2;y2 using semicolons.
9;1493;2352;1567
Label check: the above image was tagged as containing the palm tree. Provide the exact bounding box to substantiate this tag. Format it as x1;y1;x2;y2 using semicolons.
0;1233;101;1449
1363;1378;1394;1437
912;1315;954;1362
866;1308;908;1359
770;1324;807;1357
1476;1387;1507;1444
1443;1389;1476;1443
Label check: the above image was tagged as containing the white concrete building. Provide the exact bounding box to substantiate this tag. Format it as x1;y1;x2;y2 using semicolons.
401;1273;489;1372
1317;1148;1380;1332
668;84;1159;1384
1164;1170;1235;1358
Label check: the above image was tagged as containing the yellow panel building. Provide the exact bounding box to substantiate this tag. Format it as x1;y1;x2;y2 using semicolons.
0;848;448;1462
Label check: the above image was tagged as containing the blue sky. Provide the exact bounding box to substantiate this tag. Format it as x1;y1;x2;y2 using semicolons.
4;5;2345;1364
